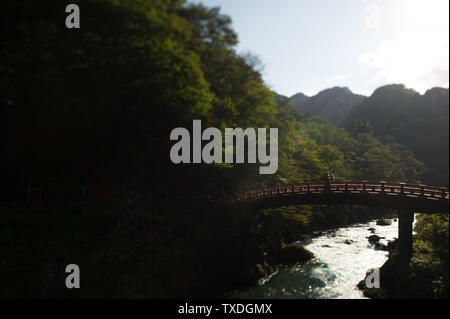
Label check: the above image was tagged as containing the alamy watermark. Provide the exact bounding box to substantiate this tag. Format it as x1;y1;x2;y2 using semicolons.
365;268;380;289
65;4;80;29
65;264;80;289
170;120;278;174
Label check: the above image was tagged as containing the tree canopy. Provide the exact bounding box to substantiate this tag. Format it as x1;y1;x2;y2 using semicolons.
0;1;434;200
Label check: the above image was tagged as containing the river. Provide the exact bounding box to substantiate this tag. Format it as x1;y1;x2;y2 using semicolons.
232;217;409;299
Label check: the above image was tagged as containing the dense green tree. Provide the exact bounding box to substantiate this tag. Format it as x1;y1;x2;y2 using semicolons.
0;0;433;199
344;84;449;186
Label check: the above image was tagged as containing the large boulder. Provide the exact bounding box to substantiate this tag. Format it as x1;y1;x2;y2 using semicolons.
376;218;392;226
368;235;381;243
278;245;314;265
374;242;388;251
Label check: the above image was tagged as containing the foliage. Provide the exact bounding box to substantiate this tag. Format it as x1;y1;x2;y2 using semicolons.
0;1;431;198
289;87;365;126
0;0;447;298
344;84;449;186
361;214;449;299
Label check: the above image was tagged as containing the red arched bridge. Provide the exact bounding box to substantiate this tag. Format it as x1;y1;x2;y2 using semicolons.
223;181;449;213
221;180;449;263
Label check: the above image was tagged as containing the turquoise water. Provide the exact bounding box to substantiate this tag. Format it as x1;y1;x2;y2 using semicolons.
233;218;402;299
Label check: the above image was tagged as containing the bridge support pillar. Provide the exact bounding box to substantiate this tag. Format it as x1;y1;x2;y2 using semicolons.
398;211;414;263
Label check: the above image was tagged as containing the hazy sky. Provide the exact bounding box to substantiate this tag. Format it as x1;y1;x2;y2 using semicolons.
196;0;449;97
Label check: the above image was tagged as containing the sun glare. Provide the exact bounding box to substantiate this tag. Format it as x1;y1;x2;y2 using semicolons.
359;0;449;93
400;0;449;31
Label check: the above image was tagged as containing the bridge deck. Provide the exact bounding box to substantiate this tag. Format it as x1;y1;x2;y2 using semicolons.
223;181;449;213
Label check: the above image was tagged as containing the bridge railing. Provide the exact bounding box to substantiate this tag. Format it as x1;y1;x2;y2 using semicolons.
225;181;449;204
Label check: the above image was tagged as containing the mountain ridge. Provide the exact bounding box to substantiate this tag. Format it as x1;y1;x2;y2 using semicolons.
286;86;366;126
343;84;449;186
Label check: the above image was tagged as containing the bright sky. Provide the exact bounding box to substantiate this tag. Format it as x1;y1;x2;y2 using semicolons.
195;0;449;97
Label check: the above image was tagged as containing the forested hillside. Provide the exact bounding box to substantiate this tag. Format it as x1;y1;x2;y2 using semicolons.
288;87;365;127
344;85;449;187
0;0;447;299
0;0;428;199
289;92;309;107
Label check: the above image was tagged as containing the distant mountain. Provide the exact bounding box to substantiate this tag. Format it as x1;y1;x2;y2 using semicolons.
274;93;290;106
343;84;449;186
290;92;309;106
288;87;365;126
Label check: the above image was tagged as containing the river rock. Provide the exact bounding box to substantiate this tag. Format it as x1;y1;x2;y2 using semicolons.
376;218;392;226
368;235;381;243
344;239;354;245
256;264;266;276
374;242;388;251
279;245;314;265
368;227;376;233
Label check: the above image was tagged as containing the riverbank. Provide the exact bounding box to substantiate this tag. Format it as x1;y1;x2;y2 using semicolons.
246;205;396;282
230;218;398;298
0;200;396;298
358;213;449;299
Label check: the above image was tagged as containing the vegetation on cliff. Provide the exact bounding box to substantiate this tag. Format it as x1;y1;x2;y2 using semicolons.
0;0;447;298
359;213;449;299
344;85;449;187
